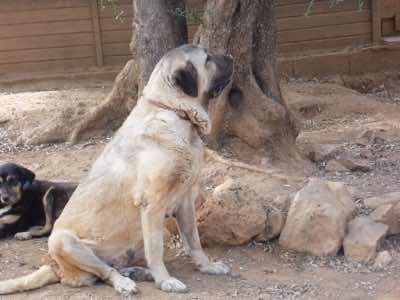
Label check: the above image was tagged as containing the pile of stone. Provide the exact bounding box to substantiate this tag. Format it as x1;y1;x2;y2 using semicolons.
197;177;398;268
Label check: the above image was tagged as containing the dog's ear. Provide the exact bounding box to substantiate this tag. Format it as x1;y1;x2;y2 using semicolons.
18;166;35;191
172;62;198;98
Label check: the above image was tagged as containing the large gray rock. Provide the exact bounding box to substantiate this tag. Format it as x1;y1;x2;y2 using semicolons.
343;216;388;262
279;178;355;256
197;178;266;246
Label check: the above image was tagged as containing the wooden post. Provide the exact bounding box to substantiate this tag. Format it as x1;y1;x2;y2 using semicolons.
89;0;104;67
371;0;381;45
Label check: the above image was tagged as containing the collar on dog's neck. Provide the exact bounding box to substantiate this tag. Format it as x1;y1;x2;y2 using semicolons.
147;99;190;121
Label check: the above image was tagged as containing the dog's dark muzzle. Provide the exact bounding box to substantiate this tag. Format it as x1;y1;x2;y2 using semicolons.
0;195;11;205
202;54;234;109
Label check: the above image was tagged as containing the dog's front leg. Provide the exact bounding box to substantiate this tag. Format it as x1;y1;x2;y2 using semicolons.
140;201;188;293
175;190;230;275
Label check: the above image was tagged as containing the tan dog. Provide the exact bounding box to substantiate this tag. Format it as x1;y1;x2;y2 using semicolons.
0;45;234;296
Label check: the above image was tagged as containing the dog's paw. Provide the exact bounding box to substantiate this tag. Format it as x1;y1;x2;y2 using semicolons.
199;261;230;275
14;232;32;240
113;276;139;295
158;277;188;293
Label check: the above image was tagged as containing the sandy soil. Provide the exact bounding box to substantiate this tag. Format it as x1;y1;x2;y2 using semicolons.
1;73;400;300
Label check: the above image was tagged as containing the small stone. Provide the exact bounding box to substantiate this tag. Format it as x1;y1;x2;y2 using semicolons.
303;143;341;162
336;158;370;172
373;251;392;269
356;129;386;146
325;160;349;172
370;202;400;235
364;192;400;209
343;216;388;262
359;148;373;159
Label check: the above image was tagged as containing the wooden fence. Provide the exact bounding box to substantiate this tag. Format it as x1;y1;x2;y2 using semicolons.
1;0;398;76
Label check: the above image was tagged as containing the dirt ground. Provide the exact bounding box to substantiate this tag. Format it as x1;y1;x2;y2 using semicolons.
1;72;400;300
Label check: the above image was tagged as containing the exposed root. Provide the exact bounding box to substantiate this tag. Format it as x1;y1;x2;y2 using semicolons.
205;148;288;181
68;60;139;145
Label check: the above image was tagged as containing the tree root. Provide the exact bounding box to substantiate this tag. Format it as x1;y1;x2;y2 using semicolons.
68;60;139;145
205;148;288;182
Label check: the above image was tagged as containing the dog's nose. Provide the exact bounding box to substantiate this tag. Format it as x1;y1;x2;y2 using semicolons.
0;196;9;204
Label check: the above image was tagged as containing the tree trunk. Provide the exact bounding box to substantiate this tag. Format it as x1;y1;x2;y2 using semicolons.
194;0;300;163
68;0;187;143
23;0;187;145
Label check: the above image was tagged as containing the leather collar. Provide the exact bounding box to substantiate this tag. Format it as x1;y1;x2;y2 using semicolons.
147;100;189;121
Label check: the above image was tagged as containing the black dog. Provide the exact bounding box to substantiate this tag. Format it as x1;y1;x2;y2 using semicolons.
0;163;76;240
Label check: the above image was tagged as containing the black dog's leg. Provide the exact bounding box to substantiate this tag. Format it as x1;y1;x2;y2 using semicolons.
0;225;6;239
15;187;56;240
119;267;154;282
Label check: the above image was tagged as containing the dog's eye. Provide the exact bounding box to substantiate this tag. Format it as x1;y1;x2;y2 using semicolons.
7;177;16;184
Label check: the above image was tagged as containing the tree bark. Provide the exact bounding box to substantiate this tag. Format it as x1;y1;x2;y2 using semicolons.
68;0;187;143
194;0;299;162
23;0;187;145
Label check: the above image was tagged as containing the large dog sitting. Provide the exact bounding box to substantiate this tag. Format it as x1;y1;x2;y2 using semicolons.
0;45;234;295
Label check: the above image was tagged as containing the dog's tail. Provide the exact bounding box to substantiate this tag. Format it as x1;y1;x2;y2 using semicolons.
0;265;59;294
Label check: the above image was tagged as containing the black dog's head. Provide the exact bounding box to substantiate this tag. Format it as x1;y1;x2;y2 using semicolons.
0;163;35;206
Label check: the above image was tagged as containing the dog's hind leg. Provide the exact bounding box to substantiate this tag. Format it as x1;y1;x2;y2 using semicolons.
175;187;230;275
48;230;138;295
15;187;56;240
0;265;59;295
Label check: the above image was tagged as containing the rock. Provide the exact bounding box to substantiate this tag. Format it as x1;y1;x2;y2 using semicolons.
370;202;400;235
359;148;373;159
197;178;266;246
373;251;392;269
364;192;400;209
343;216;388;262
325;159;349;172
279;178;355;256
255;208;285;241
336;158;370;172
255;194;292;241
302;143;342;162
356;129;386;146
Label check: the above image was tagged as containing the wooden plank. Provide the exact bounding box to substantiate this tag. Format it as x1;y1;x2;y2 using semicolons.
371;0;381;44
101;30;131;43
89;0;103;67
0;57;95;74
0;45;96;64
0;33;94;52
0;20;93;39
0;7;91;25
0;0;89;12
277;0;319;6
103;43;130;56
100;18;131;31
277;10;371;31
104;55;131;66
278;22;371;43
278;34;371;53
276;1;370;18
